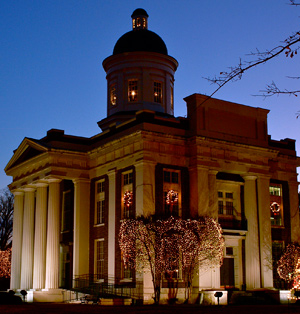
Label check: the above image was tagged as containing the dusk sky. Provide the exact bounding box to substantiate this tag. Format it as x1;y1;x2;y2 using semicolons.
1;1;299;190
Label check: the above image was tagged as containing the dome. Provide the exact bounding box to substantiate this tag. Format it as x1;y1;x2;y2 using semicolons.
113;29;168;55
131;8;148;18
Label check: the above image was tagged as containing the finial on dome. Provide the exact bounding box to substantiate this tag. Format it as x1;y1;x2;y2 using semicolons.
131;8;148;30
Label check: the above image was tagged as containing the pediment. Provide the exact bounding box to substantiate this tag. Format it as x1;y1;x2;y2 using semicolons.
5;138;48;172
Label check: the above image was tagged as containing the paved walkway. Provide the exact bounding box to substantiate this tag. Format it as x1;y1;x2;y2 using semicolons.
0;304;299;314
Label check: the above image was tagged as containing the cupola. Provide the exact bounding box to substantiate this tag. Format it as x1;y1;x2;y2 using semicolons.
98;9;178;131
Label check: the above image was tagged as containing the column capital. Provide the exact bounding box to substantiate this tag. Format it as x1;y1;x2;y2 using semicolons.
73;178;90;185
208;169;218;176
242;175;257;181
23;186;36;192
12;189;25;196
47;177;62;184
107;168;117;177
34;181;48;188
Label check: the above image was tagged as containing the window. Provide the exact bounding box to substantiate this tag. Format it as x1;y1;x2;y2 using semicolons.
270;184;283;226
163;169;181;217
121;252;133;280
122;170;134;219
128;80;138;102
95;239;104;281
110;84;117;106
170;86;174;112
95;179;105;225
154;82;162;103
218;190;234;216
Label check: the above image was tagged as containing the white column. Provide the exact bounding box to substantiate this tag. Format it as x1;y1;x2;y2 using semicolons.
243;175;261;289
257;176;273;288
208;170;218;219
73;179;90;279
135;161;155;217
45;178;61;289
10;190;24;290
107;170;116;281
20;187;36;290
289;181;300;242
190;166;209;217
33;182;48;289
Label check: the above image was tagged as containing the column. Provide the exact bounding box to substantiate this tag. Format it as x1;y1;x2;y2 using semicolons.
33;182;48;289
208;170;218;219
190;166;209;217
107;170;116;281
73;179;90;279
20;187;35;290
135;161;155;217
289;180;300;242
243;176;261;289
45;178;61;289
257;176;273;288
10;190;24;290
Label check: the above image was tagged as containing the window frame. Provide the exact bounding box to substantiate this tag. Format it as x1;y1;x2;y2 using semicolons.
153;81;163;103
128;79;138;102
121;170;134;219
109;84;117;106
269;183;284;227
163;169;181;217
95;179;105;226
94;238;105;282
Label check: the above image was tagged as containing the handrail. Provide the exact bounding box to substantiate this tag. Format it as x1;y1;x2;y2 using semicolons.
68;274;143;302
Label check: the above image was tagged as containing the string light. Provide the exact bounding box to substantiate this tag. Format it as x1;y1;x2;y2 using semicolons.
0;248;11;278
165;190;178;205
277;242;300;291
270;202;281;214
118;216;224;302
123;191;133;208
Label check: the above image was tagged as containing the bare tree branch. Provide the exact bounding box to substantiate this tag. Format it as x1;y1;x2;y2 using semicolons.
290;0;300;6
254;81;300;98
205;31;300;99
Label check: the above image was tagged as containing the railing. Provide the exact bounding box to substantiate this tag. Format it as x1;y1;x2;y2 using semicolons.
69;274;143;302
218;217;247;231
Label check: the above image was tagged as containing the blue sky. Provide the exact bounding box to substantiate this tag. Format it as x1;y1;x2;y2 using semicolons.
0;0;299;189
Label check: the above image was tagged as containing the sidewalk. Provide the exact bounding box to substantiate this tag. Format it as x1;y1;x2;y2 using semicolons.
0;303;299;314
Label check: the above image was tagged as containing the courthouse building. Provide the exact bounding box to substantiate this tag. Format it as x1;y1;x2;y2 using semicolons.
5;9;300;303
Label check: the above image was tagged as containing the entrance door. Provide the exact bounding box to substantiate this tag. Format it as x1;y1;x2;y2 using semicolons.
220;258;235;288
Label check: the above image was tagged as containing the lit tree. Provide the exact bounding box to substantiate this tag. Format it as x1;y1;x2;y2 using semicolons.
181;217;224;301
0;248;11;278
277;242;300;290
0;188;14;251
119;216;224;304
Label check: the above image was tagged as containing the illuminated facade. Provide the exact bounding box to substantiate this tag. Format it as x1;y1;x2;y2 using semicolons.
5;9;300;303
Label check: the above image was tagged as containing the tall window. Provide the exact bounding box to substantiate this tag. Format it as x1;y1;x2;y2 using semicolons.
110;84;117;106
163;169;180;217
170;86;174;113
95;179;105;225
154;81;162;103
95;239;104;281
128;80;138;102
122;170;134;219
218;191;234;215
121;252;133;280
270;184;283;226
